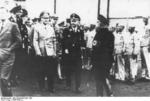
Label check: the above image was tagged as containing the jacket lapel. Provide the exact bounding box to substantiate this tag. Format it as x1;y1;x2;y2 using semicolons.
0;22;10;36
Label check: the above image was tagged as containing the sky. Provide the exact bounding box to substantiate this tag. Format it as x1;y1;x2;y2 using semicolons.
1;0;150;24
26;0;150;24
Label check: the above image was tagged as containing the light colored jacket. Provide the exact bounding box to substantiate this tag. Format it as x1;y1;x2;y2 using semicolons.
124;32;140;55
33;23;57;57
140;24;150;47
113;31;124;54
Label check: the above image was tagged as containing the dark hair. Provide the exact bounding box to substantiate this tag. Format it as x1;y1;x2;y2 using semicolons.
39;11;50;18
32;18;39;22
98;14;109;25
70;13;80;21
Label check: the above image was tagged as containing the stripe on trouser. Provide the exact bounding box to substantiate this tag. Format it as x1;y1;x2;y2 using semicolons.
142;47;150;77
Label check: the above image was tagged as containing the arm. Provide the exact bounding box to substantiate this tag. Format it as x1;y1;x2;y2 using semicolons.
61;29;69;54
33;27;41;56
11;23;22;51
81;30;86;48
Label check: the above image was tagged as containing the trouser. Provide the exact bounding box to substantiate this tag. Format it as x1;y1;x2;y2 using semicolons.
141;47;150;77
124;55;138;80
36;56;57;91
95;77;112;96
0;54;15;96
114;54;125;81
63;59;82;91
10;48;27;85
0;79;12;96
93;62;112;96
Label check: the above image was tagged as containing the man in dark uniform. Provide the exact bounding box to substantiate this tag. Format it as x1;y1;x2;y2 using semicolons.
10;6;29;86
62;13;85;93
91;15;114;96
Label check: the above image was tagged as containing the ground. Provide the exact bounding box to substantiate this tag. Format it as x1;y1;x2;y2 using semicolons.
3;71;150;97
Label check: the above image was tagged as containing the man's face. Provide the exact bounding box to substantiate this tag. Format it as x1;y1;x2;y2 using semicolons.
0;8;9;20
41;13;50;25
96;20;103;28
143;18;148;25
129;27;135;33
70;18;79;27
116;27;120;32
16;10;23;18
51;17;58;25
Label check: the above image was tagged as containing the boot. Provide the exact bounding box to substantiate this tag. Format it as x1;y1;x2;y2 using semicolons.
1;79;13;96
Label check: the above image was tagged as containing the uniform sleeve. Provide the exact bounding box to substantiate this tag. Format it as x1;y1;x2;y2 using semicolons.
109;33;115;55
11;23;22;51
33;26;41;55
133;33;141;55
52;28;57;55
61;29;68;52
80;30;86;47
28;27;34;47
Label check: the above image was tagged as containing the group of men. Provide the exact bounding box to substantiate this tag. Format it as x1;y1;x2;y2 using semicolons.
112;18;150;84
0;5;114;97
1;3;150;97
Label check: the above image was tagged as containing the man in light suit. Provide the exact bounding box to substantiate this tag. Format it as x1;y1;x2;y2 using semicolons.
33;11;57;93
113;26;126;81
140;18;150;79
0;7;21;96
124;26;140;83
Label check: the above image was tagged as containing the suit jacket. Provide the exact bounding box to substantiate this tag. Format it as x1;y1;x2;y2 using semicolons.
92;28;114;66
0;20;21;61
33;23;57;57
62;26;85;58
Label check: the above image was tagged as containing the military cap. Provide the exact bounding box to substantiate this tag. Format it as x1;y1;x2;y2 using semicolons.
21;9;28;17
10;5;22;14
70;13;80;21
97;14;109;25
66;18;70;23
58;21;65;27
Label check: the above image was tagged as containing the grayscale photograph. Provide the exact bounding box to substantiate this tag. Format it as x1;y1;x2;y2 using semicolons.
0;0;150;97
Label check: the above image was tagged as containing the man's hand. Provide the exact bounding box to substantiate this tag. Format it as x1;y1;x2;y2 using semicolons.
36;52;42;56
65;49;69;54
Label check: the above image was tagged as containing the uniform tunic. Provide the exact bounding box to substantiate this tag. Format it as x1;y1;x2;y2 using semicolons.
113;31;125;81
62;26;85;89
140;24;150;78
124;32;140;80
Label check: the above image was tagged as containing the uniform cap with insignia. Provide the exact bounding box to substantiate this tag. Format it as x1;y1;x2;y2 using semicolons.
70;13;80;21
10;5;22;14
21;9;28;17
97;14;109;25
